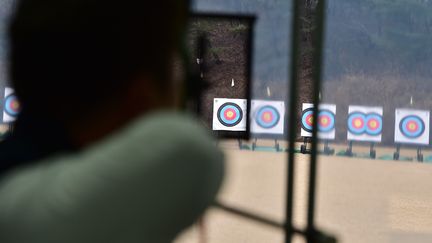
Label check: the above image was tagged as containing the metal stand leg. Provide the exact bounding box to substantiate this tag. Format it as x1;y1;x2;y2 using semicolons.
301;137;308;154
370;143;376;159
275;139;280;151
417;147;424;162
323;140;334;155
252;138;257;151
393;144;401;160
238;139;243;150
346;141;353;157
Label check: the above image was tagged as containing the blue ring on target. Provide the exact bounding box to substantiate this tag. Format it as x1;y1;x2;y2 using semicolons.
318;110;335;133
217;102;243;127
400;115;425;139
347;112;367;135
255;105;280;129
301;108;314;133
365;113;383;136
4;95;20;117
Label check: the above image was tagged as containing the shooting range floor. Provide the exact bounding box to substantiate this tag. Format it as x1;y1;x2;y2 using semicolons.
175;140;432;243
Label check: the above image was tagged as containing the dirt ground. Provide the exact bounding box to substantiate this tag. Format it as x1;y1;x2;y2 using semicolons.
175;140;432;243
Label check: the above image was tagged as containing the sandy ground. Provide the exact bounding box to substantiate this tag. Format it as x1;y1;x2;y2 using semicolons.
175;140;432;243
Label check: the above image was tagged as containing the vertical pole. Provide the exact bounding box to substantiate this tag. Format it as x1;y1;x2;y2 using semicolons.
347;141;353;157
417;147;423;162
196;35;207;115
324;140;329;154
307;0;327;242
285;0;303;242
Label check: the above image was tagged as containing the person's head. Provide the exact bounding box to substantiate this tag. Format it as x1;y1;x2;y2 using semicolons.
9;0;190;143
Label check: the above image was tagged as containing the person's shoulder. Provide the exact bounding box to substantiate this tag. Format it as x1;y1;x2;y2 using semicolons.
128;111;214;145
87;110;225;183
0;111;225;243
111;110;221;161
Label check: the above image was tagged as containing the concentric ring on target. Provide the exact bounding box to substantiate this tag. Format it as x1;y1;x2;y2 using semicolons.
217;102;243;127
347;112;367;135
365;113;383;136
255;105;280;129
400;115;425;139
301;108;314;133
318;109;335;133
4;95;20;117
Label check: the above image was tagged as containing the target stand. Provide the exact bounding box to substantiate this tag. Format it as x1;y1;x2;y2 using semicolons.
300;138;334;156
393;144;423;162
300;104;336;156
393;109;430;163
300;137;311;154
250;138;282;152
237;139;252;150
322;140;335;155
340;141;377;159
249;100;285;153
342;107;384;160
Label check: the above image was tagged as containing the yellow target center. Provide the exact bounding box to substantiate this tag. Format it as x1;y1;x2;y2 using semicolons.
354;119;362;127
321;117;328;125
408;123;417;130
263;113;272;121
11;101;20;110
369;121;377;128
308;117;313;124
226;111;234;118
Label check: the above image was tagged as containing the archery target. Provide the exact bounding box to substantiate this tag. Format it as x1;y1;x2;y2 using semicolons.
366;113;383;136
3;87;21;123
395;109;430;145
256;106;280;129
251;100;285;135
318;110;336;133
347;112;367;135
400;116;424;138
347;106;383;142
213;98;247;131
301;107;314;134
218;103;243;127
301;103;336;140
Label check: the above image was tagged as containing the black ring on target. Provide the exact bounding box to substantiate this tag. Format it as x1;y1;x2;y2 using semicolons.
255;105;280;129
318;109;336;133
347;112;367;135
399;115;425;139
4;94;20;117
301;108;314;133
217;102;243;127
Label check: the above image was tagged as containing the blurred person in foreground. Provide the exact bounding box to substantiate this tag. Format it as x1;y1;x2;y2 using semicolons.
0;0;224;242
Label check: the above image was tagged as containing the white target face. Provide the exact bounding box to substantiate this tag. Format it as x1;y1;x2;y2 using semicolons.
347;106;383;143
395;109;430;145
250;100;285;135
3;87;21;123
300;103;337;140
213;98;247;131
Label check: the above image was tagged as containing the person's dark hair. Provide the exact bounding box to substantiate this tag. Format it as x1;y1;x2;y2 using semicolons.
9;0;190;120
